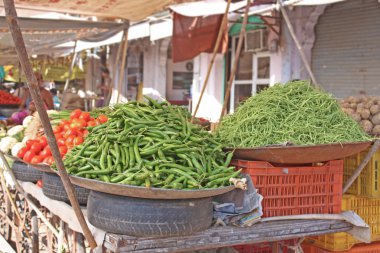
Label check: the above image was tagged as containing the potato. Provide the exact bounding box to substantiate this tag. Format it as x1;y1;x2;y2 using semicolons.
365;101;374;109
342;108;355;115
347;96;355;103
356;103;365;111
370;104;380;115
341;102;350;108
372;112;380;125
351;113;362;123
350;103;357;109
360;120;373;133
372;125;380;135
361;109;371;120
358;95;368;103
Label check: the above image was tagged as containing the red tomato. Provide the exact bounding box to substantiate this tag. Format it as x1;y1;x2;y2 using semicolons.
63;129;78;138
30;143;43;153
40;147;52;158
79;112;91;121
57;138;66;146
39;136;48;147
36;180;43;188
73;136;84;145
87;120;96;127
53;125;62;134
17;147;28;159
23;151;35;163
31;155;43;164
95;119;101;126
65;135;75;146
55;133;63;139
70;109;82;119
98;115;108;123
63;123;71;130
43;156;54;165
26;140;35;148
59;146;68;156
83;130;89;136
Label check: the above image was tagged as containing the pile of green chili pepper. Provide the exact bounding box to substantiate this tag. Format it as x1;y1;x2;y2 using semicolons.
59;97;239;189
217;80;371;148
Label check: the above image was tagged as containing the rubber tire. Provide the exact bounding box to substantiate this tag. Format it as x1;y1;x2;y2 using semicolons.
87;190;213;237
12;162;43;183
42;172;89;205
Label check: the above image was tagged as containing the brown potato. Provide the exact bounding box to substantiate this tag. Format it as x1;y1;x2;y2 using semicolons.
360;120;373;133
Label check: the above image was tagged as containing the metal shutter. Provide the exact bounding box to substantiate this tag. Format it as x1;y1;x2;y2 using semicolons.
311;0;380;99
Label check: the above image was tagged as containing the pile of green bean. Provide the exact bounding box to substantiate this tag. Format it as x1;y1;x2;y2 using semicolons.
217;80;372;147
61;97;239;189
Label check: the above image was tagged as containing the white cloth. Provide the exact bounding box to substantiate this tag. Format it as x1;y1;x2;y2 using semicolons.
20;181;106;249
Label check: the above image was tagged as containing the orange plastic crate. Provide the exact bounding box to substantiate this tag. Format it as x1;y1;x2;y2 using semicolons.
231;160;343;217
302;242;380;253
234;241;294;253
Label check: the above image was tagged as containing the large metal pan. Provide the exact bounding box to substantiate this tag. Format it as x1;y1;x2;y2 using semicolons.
225;141;372;164
69;175;235;199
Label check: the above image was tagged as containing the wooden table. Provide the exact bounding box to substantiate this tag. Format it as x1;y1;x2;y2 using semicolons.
103;219;352;252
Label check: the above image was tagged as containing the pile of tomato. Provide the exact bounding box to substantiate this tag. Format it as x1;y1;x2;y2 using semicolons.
17;109;108;165
0;90;21;105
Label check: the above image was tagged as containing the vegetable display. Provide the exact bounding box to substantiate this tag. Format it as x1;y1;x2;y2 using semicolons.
17;109;107;165
217;81;371;148
340;95;380;135
0;90;21;105
61;98;238;189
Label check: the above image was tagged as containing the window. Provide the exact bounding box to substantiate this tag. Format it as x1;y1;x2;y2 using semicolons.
230;36;271;113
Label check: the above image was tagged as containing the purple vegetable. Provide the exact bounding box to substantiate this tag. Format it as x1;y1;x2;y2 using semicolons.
11;110;28;125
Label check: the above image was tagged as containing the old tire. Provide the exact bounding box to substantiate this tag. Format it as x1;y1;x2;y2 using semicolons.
87;190;213;237
12;161;42;182
42;172;89;205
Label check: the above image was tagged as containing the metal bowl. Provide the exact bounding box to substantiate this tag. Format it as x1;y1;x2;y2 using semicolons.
225;141;373;164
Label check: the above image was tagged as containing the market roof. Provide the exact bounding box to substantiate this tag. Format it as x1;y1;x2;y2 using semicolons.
0;0;193;21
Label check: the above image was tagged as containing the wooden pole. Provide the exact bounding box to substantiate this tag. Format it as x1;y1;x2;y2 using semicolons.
60;40;78;109
191;0;231;122
343;139;380;193
116;26;129;103
3;0;97;248
278;0;321;89
218;0;251;123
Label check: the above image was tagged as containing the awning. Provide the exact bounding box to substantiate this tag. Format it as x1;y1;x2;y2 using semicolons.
0;16;125;64
229;16;265;36
0;0;193;21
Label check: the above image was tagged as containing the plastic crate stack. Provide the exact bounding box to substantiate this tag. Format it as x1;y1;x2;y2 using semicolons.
303;149;380;252
231;159;344;253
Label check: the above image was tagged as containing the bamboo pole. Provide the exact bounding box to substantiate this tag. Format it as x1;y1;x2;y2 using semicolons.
218;0;251;123
0;170;31;239
60;40;78;109
191;0;231;122
278;0;321;89
3;0;97;248
116;26;129;103
343;139;380;193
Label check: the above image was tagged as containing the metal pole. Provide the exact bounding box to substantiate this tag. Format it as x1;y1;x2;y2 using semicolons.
219;0;251;123
279;0;321;89
191;0;231;122
3;0;97;248
116;26;129;103
60;40;78;109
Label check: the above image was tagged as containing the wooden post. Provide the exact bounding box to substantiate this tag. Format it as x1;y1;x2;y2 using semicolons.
3;0;97;248
31;210;39;253
218;0;251;123
278;0;321;89
60;40;78;109
343;139;380;193
116;26;129;103
191;0;231;122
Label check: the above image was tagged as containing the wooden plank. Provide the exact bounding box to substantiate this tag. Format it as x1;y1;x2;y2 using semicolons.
104;219;352;253
0;234;16;253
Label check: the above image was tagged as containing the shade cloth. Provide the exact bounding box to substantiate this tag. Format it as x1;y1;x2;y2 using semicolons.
172;12;228;63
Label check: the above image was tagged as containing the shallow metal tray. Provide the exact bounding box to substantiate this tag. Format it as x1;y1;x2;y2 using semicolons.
69;175;235;199
224;141;372;164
